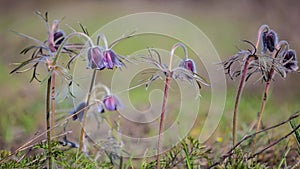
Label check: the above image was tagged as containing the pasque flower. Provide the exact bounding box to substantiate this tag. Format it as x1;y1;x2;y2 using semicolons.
282;49;298;72
87;46;105;70
179;58;197;73
143;43;208;91
87;34;124;70
102;95;123;111
141;43;208;168
261;29;278;53
103;49;123;69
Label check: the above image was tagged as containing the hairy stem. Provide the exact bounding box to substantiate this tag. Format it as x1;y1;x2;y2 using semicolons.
79;69;97;152
157;75;171;169
51;73;56;138
46;77;53;169
232;57;251;150
251;66;273;155
251;40;288;155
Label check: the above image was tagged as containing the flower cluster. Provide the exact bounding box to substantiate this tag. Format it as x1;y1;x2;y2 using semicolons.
143;43;208;93
223;25;298;82
86;34;125;71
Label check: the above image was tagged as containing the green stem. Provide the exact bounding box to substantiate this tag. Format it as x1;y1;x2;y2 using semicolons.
46;76;53;169
79;69;97;152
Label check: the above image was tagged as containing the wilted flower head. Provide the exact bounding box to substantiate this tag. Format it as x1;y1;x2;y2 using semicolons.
282;49;298;72
102;95;123;111
261;29;278;53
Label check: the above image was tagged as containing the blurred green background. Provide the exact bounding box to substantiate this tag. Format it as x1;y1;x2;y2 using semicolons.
0;0;300;150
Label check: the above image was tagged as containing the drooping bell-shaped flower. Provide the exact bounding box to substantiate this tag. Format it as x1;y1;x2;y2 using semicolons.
102;95;123;111
87;46;105;70
69;102;86;122
179;58;197;73
103;49;123;69
262;29;278;53
282;49;299;72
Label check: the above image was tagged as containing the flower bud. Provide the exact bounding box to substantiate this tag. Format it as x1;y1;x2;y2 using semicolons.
179;58;197;73
54;30;65;46
262;30;278;53
282;49;298;72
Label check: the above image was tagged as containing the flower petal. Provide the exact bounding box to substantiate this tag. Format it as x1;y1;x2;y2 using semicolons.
88;46;105;70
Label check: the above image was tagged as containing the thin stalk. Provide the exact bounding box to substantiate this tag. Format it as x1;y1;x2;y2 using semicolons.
79;69;97;152
251;74;271;155
232;57;251;149
46;77;53;169
156;75;171;169
251;40;289;155
231;26;267;154
51;73;56;138
156;43;187;169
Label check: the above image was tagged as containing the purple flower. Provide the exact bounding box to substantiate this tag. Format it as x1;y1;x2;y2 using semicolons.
87;47;123;70
87;46;105;70
69;102;86;122
102;95;123;111
282;49;298;72
103;49;123;69
179;58;197;73
262;29;278;53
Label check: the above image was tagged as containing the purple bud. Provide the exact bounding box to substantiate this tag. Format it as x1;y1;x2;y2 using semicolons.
69;102;86;122
103;50;122;69
179;58;197;73
262;30;278;53
282;49;298;72
102;95;123;111
88;46;105;70
54;30;65;46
